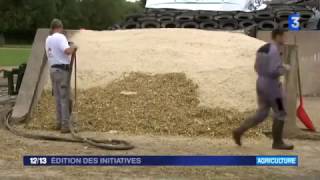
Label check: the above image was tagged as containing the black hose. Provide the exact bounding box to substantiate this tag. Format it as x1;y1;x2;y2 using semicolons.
5;109;134;150
5;110;79;142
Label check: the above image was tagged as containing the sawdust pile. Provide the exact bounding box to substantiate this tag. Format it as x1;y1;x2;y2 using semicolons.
55;28;265;111
33;29;269;137
30;73;269;137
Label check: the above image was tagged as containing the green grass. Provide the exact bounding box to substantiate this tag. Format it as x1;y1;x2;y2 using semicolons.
0;46;31;66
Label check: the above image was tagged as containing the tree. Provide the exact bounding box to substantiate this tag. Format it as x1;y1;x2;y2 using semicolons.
59;0;83;29
141;0;147;7
79;0;143;30
30;0;59;29
0;0;144;42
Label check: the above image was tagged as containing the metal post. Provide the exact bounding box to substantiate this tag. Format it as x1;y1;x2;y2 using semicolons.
4;71;14;95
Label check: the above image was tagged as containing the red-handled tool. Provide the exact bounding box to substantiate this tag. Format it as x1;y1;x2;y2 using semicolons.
295;40;316;131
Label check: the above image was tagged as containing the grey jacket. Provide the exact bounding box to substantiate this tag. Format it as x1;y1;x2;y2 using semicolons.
254;43;286;100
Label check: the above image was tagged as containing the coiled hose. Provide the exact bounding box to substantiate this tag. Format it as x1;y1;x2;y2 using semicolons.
5;110;134;150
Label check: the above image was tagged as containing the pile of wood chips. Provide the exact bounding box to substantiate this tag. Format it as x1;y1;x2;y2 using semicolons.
29;72;269;138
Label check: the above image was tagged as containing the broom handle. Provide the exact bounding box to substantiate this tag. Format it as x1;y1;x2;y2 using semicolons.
69;52;77;110
294;36;303;105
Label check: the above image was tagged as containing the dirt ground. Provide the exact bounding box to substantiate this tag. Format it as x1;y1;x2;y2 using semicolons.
0;130;320;180
0;97;319;180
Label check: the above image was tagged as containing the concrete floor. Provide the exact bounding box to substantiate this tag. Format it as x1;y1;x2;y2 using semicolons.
299;97;320;130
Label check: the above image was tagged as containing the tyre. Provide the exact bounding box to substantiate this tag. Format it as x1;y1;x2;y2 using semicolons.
147;8;164;14
195;14;213;22
176;14;194;23
199;21;219;30
141;21;161;28
126;14;144;22
300;21;310;30
298;0;319;8
143;12;157;17
170;10;185;16
176;14;194;22
219;20;238;30
137;16;157;22
161;21;180;28
199;11;218;16
175;10;189;14
122;22;140;29
108;24;121;30
157;12;177;17
299;10;314;21
239;20;256;29
258;20;278;30
254;11;275;21
218;11;237;15
234;13;254;21
272;6;293;13
158;16;174;22
181;22;199;29
292;6;309;12
279;20;289;30
214;14;233;21
276;10;294;21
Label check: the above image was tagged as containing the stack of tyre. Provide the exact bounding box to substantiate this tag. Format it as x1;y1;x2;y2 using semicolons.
119;5;314;31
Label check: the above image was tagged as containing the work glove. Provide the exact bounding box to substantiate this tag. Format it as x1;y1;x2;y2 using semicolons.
69;41;78;51
283;64;291;71
71;44;78;50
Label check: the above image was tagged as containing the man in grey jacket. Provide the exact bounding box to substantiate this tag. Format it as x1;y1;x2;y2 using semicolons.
233;29;294;150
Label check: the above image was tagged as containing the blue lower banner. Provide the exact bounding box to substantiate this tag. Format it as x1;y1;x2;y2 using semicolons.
23;156;298;167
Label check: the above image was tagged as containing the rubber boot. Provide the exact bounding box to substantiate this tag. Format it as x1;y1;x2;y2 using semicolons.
232;117;261;146
272;120;294;150
60;127;70;134
60;120;70;134
55;122;61;130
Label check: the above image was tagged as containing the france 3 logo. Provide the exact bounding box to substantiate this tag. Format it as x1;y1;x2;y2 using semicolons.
288;13;301;31
29;157;47;165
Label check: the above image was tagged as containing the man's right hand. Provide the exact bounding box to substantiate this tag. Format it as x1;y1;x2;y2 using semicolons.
64;44;78;55
71;44;78;52
283;64;291;71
